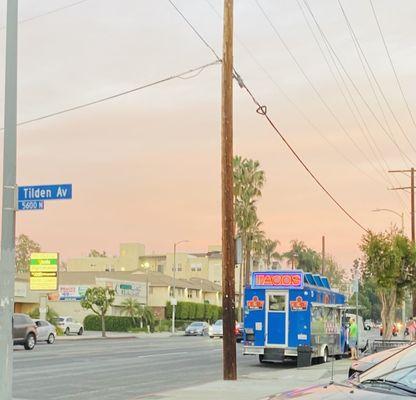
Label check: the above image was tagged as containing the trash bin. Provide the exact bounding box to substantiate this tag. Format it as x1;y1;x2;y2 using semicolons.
297;345;312;367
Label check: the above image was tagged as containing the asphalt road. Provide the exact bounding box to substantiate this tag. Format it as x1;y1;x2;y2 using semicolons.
13;336;290;400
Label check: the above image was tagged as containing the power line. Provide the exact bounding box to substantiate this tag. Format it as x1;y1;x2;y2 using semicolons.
253;0;394;181
239;79;368;233
295;0;395;189
167;0;221;62
169;0;368;233
205;0;386;188
1;60;220;129
295;0;408;209
0;0;91;29
338;0;416;156
302;0;413;165
370;0;416;135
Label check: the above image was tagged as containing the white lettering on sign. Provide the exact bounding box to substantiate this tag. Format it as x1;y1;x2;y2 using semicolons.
57;187;67;198
255;322;262;331
23;188;52;199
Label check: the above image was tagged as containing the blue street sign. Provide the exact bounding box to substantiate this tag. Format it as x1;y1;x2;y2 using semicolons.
18;184;72;201
18;200;44;211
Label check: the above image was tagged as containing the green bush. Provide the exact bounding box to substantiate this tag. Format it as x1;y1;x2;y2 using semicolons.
83;315;141;332
29;306;59;324
165;301;222;323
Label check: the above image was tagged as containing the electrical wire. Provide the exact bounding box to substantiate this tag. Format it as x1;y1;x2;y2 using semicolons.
1;60;220;129
301;0;413;165
205;0;386;188
167;0;221;62
338;0;416;156
0;0;91;29
370;0;416;135
253;0;393;181
169;0;368;233
296;0;408;210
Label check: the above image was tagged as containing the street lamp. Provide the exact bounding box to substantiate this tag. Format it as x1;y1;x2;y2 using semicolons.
372;208;404;231
141;262;150;306
172;240;189;334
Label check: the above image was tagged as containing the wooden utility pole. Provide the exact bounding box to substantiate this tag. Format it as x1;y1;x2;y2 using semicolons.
221;0;236;381
321;236;325;276
389;168;416;315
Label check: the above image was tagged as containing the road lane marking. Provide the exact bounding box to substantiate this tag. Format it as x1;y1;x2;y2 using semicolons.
137;351;189;358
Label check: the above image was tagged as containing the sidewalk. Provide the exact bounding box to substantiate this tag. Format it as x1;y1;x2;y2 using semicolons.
136;359;351;400
56;330;185;340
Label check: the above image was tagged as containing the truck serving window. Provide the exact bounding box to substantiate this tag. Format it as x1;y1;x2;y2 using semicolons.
268;294;286;312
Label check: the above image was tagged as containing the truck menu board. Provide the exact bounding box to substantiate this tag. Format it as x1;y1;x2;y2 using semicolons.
29;252;59;291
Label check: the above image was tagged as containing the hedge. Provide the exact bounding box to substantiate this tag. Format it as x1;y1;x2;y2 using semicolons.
165;301;222;323
84;315;141;332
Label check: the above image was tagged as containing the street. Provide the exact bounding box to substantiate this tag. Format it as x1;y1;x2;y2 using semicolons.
13;336;290;400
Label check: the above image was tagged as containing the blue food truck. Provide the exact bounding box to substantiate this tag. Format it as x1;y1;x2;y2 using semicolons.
243;270;347;364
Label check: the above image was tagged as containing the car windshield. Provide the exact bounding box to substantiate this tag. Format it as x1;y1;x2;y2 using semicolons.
190;322;203;327
214;320;222;326
361;366;416;394
358;343;416;382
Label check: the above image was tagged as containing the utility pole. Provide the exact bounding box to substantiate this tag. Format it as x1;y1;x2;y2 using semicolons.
389;168;416;315
321;236;325;276
0;1;18;399
221;0;236;381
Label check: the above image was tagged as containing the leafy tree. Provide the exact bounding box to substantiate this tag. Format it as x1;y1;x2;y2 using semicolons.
360;229;416;339
88;249;107;257
81;287;115;337
15;234;41;273
233;156;266;285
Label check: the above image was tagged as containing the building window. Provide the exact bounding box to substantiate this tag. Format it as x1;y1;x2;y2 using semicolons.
191;263;202;272
157;265;164;273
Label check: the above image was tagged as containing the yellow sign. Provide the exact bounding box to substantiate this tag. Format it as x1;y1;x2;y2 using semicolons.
29;252;58;291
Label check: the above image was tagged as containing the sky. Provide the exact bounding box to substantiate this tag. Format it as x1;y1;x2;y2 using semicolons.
0;0;415;268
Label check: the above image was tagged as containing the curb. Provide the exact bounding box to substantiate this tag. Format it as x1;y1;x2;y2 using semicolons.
56;335;138;341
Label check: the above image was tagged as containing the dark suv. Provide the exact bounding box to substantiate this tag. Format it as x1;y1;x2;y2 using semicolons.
13;313;37;350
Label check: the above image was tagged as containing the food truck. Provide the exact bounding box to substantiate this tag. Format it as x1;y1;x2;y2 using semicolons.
243;270;347;364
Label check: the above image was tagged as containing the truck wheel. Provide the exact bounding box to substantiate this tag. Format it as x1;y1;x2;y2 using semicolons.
259;355;266;364
318;347;328;364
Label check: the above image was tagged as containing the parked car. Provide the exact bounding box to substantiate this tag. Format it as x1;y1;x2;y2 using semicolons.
364;319;373;330
210;319;223;338
266;343;416;399
33;319;56;344
185;321;209;336
54;316;84;335
235;322;244;343
380;323;399;337
210;320;243;342
13;313;37;350
348;345;408;377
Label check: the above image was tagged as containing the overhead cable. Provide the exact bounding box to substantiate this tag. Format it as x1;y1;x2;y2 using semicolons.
0;0;91;29
253;0;394;179
169;0;368;233
301;0;413;165
370;0;416;135
1;60;220;129
205;0;386;188
338;0;416;155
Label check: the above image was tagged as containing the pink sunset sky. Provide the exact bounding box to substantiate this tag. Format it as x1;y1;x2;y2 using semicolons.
0;0;415;268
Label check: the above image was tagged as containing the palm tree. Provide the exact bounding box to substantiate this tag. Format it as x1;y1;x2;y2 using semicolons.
233;156;266;285
263;239;280;269
121;298;141;325
283;240;306;270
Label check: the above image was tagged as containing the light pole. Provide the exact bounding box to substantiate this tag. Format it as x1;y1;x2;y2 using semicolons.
372;208;404;231
172;240;189;334
141;262;150;306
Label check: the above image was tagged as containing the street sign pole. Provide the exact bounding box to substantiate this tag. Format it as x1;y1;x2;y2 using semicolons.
0;1;18;399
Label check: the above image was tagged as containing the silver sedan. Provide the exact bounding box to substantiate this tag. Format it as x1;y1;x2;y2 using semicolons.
33;319;56;344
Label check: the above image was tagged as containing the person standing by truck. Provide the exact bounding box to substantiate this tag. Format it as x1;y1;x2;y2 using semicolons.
349;318;358;360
